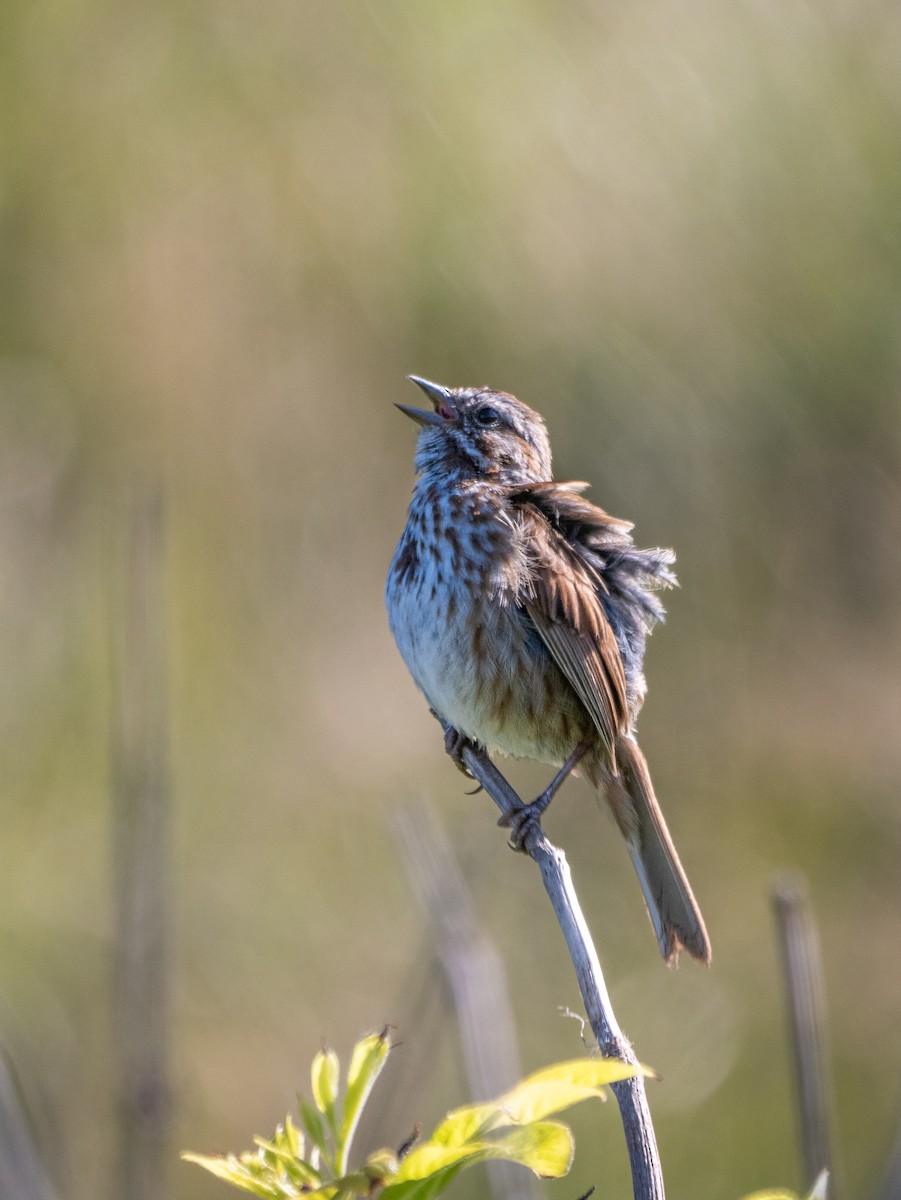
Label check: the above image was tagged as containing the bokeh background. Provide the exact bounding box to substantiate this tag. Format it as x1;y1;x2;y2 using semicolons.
2;1;901;1197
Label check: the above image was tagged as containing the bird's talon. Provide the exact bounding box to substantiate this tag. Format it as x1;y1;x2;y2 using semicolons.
443;726;477;780
498;805;542;852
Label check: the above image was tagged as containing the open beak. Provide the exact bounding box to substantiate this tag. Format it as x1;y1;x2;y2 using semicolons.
395;375;455;425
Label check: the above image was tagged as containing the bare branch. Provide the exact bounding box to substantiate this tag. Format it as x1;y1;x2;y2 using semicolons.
441;723;665;1200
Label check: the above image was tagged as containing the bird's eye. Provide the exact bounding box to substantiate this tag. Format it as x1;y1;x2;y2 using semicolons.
474;406;500;427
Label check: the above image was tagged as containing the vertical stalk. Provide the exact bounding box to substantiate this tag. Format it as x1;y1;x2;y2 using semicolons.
772;876;841;1199
111;482;171;1200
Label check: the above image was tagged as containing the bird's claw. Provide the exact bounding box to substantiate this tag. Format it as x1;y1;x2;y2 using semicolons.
498;801;545;852
497;742;592;851
443;726;477;781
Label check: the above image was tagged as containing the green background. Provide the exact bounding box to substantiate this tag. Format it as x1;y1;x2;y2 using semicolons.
2;1;900;1197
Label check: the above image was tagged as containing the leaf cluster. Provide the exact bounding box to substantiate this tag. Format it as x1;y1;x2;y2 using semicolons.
185;1031;830;1200
184;1029;643;1199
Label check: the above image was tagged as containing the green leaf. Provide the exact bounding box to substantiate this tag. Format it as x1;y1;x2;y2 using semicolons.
391;1141;492;1183
278;1115;302;1159
740;1193;801;1200
361;1147;400;1183
312;1046;341;1126
337;1030;391;1173
300;1096;330;1162
487;1120;575;1178
182;1153;284;1199
383;1122;573;1200
321;1171;368;1197
253;1134;321;1188
380;1162;469;1200
519;1056;651;1094
739;1181;829;1200
431;1057;643;1146
392;1120;571;1185
299;1153;398;1200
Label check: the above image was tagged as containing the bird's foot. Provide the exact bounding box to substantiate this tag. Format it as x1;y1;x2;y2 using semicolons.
498;795;551;852
443;725;479;784
498;740;592;852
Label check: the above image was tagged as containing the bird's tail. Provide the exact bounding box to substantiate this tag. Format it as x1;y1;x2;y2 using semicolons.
600;736;711;965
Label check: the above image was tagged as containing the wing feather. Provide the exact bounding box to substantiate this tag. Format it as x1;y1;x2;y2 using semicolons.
514;498;629;756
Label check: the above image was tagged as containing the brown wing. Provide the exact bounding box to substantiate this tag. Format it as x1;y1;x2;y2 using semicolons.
513;492;630;757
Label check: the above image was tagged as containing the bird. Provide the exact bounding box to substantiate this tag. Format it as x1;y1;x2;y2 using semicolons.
386;375;710;965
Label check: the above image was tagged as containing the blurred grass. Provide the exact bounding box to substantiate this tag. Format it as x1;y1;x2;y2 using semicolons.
2;0;901;1197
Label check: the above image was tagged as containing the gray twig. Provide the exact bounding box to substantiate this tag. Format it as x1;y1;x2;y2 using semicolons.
441;724;665;1200
772;876;841;1199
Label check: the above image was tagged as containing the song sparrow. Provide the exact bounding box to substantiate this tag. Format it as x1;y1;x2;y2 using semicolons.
386;376;710;965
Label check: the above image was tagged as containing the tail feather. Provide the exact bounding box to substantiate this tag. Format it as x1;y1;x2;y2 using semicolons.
602;737;711;965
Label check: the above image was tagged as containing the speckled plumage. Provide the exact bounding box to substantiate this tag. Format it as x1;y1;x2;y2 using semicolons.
386;378;710;964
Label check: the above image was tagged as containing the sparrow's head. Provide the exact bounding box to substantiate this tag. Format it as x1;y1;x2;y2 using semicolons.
397;376;552;484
